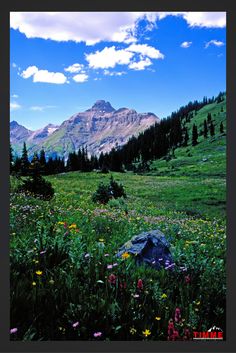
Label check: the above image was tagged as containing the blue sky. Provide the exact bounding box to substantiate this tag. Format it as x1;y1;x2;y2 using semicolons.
10;12;226;130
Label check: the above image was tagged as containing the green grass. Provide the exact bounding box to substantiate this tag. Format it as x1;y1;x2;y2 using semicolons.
9;98;226;341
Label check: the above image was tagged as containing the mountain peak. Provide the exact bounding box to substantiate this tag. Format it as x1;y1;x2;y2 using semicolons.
10;120;20;128
90;100;115;113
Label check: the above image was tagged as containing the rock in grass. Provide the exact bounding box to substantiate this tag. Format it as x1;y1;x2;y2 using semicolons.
117;229;174;270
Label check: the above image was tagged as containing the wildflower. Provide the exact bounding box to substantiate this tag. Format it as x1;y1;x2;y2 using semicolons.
104;253;109;257
137;279;143;290
10;328;18;334
35;270;43;275
58;221;65;225
72;321;79;328
142;329;151;337
63;222;68;228
64;231;69;236
49;279;55;285
130;327;137;335
40;250;46;255
174;307;181;323
32;281;36;286
107;264;113;269
161;293;167;299
108;274;117;285
120;281;127;289
93;332;102;337
196;301;201;305
155;316;161;321
185;275;191;284
84;253;90;258
113;262;118;267
98;238;105;243
121;252;130;259
69;223;77;229
133;294;139;298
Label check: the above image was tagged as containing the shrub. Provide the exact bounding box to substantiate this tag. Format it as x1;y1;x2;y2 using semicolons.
92;176;126;204
18;175;54;200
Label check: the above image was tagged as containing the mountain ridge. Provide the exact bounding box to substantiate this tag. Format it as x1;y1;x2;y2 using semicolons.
10;100;160;158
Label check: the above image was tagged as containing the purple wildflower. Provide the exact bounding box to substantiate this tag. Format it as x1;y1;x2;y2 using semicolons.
94;332;102;337
72;321;79;328
10;328;18;334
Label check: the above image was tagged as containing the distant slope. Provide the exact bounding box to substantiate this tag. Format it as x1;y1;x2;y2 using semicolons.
150;97;226;178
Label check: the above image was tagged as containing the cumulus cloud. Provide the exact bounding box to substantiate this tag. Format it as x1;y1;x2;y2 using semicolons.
10;12;140;45
73;73;88;83
205;40;225;48
10;12;226;46
180;41;192;48
64;63;84;73
127;43;164;59
21;66;67;84
86;46;134;69
10;102;21;111
129;58;152;71
21;65;38;79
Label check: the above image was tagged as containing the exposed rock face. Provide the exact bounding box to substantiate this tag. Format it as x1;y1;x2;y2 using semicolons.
10;100;160;158
10;121;33;145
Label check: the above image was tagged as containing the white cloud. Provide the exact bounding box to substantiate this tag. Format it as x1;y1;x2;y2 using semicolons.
86;46;134;69
12;62;17;68
73;73;88;83
64;63;84;73
180;41;192;48
21;65;38;79
21;65;67;84
30;105;56;111
11;94;19;98
10;12;226;48
205;40;225;48
10;12;141;45
129;58;152;71
152;12;226;28
127;43;164;59
10;102;21;111
104;70;126;76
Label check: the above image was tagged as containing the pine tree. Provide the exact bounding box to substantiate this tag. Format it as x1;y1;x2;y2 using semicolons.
210;122;215;136
39;149;46;174
20;142;30;176
220;122;224;134
10;144;13;174
192;124;198;146
207;113;212;124
183;128;189;146
203;119;208;138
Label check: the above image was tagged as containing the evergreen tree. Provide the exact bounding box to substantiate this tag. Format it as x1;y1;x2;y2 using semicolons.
203;119;208;138
220;122;224;134
207;113;212;124
10;144;13;174
192;124;198;146
39;149;46;174
210;122;215;136
20;142;30;176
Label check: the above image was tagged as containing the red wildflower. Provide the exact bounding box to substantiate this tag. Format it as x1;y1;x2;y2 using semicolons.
108;274;117;285
185;275;191;284
137;279;143;290
174;307;181;323
120;281;127;289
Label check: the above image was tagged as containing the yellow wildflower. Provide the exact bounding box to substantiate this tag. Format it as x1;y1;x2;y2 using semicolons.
130;327;137;335
35;270;43;275
143;329;151;337
49;279;55;285
161;293;167;299
196;301;201;305
32;281;36;286
58;221;65;225
121;252;130;259
98;238;105;242
155;316;161;321
69;223;77;229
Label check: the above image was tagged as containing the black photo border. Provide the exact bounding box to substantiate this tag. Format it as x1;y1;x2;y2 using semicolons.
1;0;235;352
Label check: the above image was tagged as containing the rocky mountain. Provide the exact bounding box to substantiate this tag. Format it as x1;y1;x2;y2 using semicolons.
10;100;160;158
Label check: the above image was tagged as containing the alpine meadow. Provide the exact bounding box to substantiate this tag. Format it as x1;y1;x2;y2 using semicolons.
10;12;226;341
